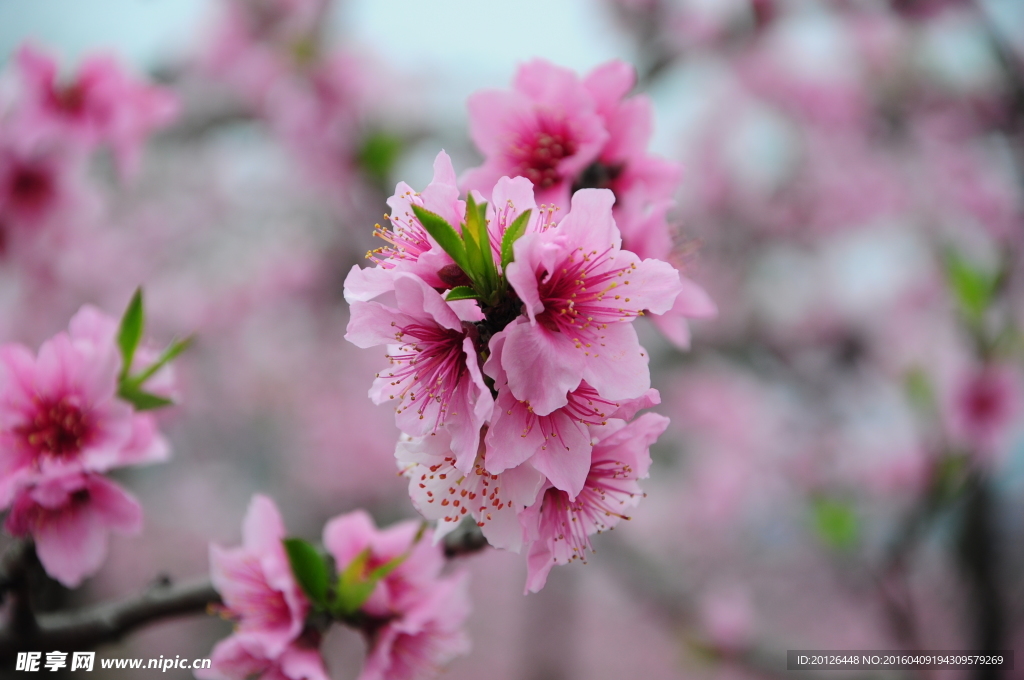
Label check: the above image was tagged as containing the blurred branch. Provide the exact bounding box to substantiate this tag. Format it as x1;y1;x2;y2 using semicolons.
956;472;1006;680
0;540;39;644
442;523;490;558
0;576;219;662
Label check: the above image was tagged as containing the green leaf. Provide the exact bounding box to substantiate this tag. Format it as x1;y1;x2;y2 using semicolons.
810;498;859;551
445;286;479;302
126;335;194;389
333;548;373;616
283;538;330;607
117;288;145;380
331;548;409;617
368;552;406;582
357;132;403;184
500;209;531;270
117;386;174;412
904;367;933;412
944;250;996;322
463;195;498;297
411;205;468;272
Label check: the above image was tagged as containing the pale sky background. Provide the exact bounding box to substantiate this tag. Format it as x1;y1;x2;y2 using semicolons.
0;0;1019;188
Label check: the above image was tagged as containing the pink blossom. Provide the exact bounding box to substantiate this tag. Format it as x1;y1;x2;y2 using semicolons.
322;510;444;617
520;413;668;593
579;61;681;211
0;119;87;240
344;273;492;471
396;430;544;553
462;60;608;207
351;151;465;296
0;333;132;505
358;571;471;680
4;473;141;587
15;44;178;178
483;327;661;498
67;304;174;465
502;189;681;415
209;495;309;657
614;196;717;349
946;364;1022;460
198;634;329;680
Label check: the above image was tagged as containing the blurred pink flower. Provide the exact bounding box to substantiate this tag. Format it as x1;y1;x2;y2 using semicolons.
209;495;309;657
0;120;87;243
947;364;1022;460
521;413;668;593
199;634;329;680
359;571;471;680
4;472;141;587
580;61;681;213
15;44;177;178
322;509;443;616
462;59;607;207
0;332;131;505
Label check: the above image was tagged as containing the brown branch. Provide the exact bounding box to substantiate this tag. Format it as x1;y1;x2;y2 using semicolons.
0;577;219;661
442;525;490;558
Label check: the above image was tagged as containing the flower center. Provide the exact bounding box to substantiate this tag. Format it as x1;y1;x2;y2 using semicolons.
52;83;87;116
511;123;577;190
367;202;432;268
15;397;93;459
535;247;640;349
966;380;1002;424
384;324;468;430
9;165;55;213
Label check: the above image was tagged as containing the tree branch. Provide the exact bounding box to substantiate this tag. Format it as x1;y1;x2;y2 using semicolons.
0;577;220;661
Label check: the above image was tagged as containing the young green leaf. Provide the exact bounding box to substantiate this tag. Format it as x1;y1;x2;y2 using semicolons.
367;552;407;583
445;286;479;301
333;548;374;616
357;131;404;185
810;497;859;551
944;250;996;323
125;335;194;388
463;195;498;297
117;288;145;380
283;538;330;607
117;386;174;412
411;205;469;272
500;209;531;270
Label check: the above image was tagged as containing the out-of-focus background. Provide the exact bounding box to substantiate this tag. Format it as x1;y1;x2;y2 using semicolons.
1;0;1024;678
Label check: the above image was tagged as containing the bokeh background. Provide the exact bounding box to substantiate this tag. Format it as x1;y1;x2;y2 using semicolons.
2;0;1024;678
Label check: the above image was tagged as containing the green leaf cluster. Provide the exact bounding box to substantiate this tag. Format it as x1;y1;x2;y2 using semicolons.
116;288;193;411
283;537;408;621
411;199;531;308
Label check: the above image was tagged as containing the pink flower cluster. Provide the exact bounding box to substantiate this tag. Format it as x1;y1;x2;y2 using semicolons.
0;306;173;587
201;495;470;680
0;44;176;258
201;0;374;196
463;59;716;348
345;132;681;590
